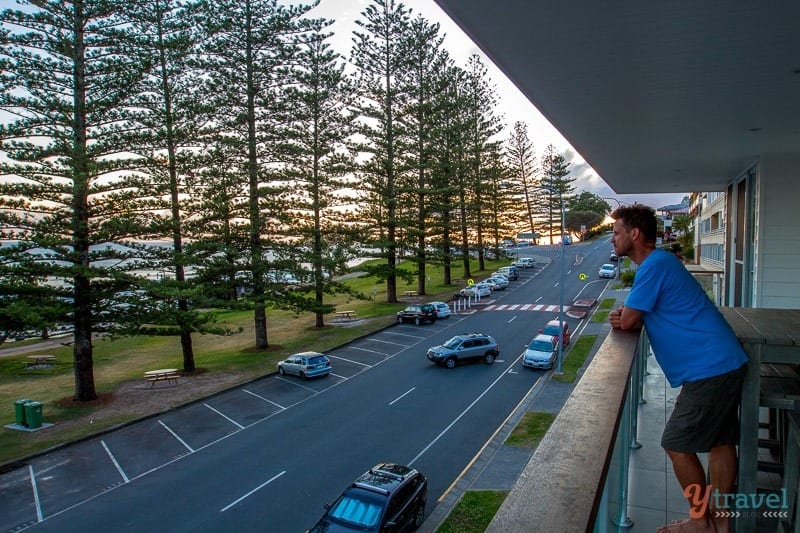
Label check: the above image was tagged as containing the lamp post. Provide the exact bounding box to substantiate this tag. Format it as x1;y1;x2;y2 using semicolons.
539;186;566;374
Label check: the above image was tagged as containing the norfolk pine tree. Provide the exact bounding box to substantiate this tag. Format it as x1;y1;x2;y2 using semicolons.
506;121;539;239
540;144;575;244
400;15;449;296
198;0;320;349
0;1;155;401
123;0;218;372
282;23;358;328
461;54;503;272
350;0;412;304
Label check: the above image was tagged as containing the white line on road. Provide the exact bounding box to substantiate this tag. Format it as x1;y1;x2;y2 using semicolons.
159;420;194;452
365;338;411;347
348;346;388;355
383;331;427;339
221;471;286;512
389;387;416;406
408;355;523;466
276;376;321;392
204;403;245;430
29;465;43;522
328;354;372;367
535;296;543;302
101;440;129;483
508;316;517;323
243;389;285;410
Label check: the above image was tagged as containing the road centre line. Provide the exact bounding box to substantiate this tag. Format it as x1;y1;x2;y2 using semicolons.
220;470;286;512
408;351;526;467
159;420;194;452
328;354;372;367
242;389;285;410
536;296;543;302
204;403;245;430
438;371;541;503
101;440;129;483
389;387;416;406
508;316;517;323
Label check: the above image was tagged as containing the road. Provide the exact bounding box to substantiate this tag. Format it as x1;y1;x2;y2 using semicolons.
2;238;615;532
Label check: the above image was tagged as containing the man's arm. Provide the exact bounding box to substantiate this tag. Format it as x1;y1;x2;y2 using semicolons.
609;305;643;330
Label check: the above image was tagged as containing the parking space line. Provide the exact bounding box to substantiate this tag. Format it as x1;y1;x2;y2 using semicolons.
365;338;412;347
29;465;43;522
331;372;348;380
348;346;388;355
276;376;321;392
328;354;371;367
243;389;285;410
382;331;427;339
101;440;129;483
204;403;245;430
159;420;194;452
220;470;286;512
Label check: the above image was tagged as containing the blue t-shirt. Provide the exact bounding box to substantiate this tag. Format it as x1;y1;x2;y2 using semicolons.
625;249;747;387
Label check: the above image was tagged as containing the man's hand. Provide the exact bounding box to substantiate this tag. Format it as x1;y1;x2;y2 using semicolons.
609;305;643;330
609;306;624;329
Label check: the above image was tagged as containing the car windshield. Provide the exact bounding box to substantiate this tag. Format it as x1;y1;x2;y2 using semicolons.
601;265;614;271
543;326;560;336
443;337;462;349
328;493;383;529
529;340;553;352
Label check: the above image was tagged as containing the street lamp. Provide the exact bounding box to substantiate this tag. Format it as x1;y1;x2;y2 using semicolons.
539;186;566;374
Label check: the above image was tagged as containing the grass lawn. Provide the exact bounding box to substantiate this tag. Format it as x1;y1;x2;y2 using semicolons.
552;335;597;383
0;257;509;466
436;490;509;533
505;411;555;449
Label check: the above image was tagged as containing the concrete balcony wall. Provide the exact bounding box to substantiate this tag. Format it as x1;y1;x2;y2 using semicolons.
487;328;641;532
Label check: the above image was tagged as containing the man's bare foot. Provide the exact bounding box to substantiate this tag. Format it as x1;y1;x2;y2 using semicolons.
656;517;716;533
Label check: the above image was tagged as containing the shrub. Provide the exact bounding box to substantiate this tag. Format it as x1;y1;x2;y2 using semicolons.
620;270;635;287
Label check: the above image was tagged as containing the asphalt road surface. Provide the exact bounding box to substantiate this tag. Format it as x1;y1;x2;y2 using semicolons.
2;238;616;532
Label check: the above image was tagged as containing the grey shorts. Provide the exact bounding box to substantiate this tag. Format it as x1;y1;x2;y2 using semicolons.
661;364;747;454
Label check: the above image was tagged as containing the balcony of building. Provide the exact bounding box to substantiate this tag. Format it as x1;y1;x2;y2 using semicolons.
485;298;799;533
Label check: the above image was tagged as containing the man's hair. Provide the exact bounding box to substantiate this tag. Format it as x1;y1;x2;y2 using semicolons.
611;204;657;243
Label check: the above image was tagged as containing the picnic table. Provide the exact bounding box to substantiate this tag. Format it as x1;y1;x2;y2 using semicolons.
403;290;418;297
143;368;180;386
26;355;56;368
334;310;358;321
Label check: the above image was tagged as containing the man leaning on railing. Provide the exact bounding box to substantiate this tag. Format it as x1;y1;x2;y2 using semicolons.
608;204;748;533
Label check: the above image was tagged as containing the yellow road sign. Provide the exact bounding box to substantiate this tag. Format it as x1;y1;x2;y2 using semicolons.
467;278;474;286
579;273;587;281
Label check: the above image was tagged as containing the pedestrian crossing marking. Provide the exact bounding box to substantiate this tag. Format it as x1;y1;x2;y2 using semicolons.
483;304;561;312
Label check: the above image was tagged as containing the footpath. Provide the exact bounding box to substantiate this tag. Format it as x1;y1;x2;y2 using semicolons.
421;286;628;532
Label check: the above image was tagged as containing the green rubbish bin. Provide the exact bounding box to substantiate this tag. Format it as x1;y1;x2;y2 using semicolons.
14;399;31;426
24;401;42;429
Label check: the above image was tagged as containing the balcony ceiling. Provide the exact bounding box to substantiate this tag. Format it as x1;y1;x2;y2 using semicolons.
433;1;800;194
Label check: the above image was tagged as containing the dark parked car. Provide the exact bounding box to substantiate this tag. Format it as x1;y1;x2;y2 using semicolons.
426;333;500;369
308;463;428;532
397;304;436;325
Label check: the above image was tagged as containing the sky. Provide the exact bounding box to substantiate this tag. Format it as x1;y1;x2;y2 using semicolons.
308;0;688;210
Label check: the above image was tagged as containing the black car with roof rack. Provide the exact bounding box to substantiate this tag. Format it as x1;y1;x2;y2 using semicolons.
308;462;428;532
